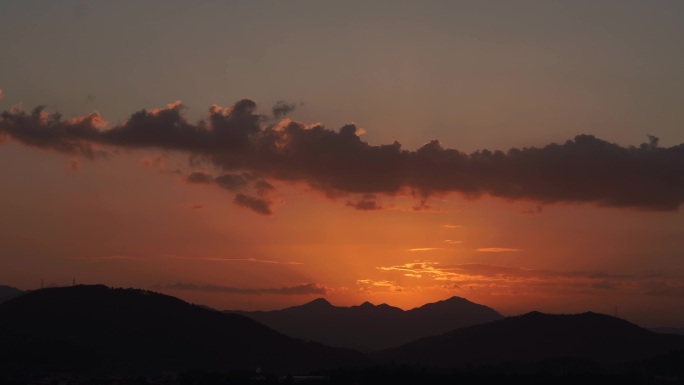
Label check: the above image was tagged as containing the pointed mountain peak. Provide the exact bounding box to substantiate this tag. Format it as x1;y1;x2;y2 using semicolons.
359;301;375;307
303;297;332;307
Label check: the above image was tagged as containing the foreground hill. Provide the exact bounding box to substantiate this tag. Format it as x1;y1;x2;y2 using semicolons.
373;311;684;367
0;285;367;376
0;285;24;303
229;296;503;351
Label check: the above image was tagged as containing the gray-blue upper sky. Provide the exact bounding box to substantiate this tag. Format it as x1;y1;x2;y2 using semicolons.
2;0;683;151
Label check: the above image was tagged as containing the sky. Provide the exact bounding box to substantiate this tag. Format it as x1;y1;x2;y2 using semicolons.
1;0;684;327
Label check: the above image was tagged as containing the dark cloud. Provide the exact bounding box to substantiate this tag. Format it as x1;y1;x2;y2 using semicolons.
190;204;206;210
3;100;684;212
215;173;248;191
187;171;214;184
234;193;272;215
0;106;102;157
155;282;327;295
346;195;383;211
254;179;274;193
272;100;297;119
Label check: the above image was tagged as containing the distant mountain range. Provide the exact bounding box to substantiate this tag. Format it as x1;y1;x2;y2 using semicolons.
228;296;503;351
0;285;366;376
373;311;684;367
1;284;683;379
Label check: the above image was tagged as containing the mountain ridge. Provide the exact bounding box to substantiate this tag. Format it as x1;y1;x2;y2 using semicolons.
0;285;367;376
373;310;684;366
228;295;503;352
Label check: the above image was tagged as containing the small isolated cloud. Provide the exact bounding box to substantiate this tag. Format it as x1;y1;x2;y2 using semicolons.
272;100;297;119
190;204;206;210
215;173;248;191
408;247;443;252
476;247;520;252
187;171;214;184
346;195;383;211
441;225;461;229
155;282;327;295
444;239;462;244
234;193;272;215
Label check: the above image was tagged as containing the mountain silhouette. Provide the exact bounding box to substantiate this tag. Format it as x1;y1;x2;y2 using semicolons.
0;285;367;376
373;311;684;367
0;285;24;303
651;327;684;336
228;296;503;351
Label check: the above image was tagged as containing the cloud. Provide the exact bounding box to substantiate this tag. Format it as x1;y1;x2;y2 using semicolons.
171;256;303;265
187;171;214;184
346;195;383;211
376;261;684;298
155;282;327;295
254;179;274;195
272;100;297;119
0;89;3;100
356;279;403;292
408;247;443;252
215;173;248;191
441;225;461;229
234;193;272;215
190;204;206;210
3;100;684;212
476;248;521;252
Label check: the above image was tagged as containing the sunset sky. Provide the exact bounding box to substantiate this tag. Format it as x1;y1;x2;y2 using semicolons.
1;0;684;327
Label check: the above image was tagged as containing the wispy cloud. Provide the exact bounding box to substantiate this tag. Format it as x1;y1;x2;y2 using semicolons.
154;282;326;295
444;240;462;244
476;247;520;252
375;261;684;297
171;257;303;265
441;225;461;229
356;279;403;292
408;247;443;252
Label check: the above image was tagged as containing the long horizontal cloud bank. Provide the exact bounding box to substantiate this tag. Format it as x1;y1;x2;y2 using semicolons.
2;100;684;211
